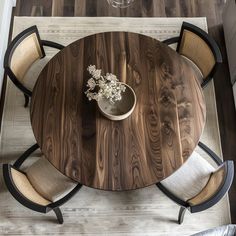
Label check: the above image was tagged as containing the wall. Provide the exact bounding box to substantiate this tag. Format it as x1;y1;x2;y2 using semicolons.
222;0;236;85
222;0;236;109
233;83;236;110
0;0;16;96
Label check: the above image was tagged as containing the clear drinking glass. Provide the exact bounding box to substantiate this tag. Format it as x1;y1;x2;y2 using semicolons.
107;0;135;8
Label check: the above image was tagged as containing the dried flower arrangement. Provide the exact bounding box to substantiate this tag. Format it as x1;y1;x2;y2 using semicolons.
85;65;126;103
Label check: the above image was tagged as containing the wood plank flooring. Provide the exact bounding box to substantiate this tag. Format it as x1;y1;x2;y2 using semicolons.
10;0;236;223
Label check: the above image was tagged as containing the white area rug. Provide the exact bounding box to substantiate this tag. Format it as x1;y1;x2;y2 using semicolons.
0;17;231;236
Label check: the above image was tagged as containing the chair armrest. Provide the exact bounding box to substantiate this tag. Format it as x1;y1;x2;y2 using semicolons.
13;143;39;168
156;182;189;208
41;40;65;50
201;76;213;88
47;183;83;210
162;36;180;45
198;141;223;166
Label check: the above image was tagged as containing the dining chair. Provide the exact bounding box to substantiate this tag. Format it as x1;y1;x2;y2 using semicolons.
162;21;222;88
4;25;65;107
3;144;82;224
156;141;234;224
191;224;236;236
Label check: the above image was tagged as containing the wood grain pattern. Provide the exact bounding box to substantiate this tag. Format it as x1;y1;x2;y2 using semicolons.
52;0;64;16
30;32;206;191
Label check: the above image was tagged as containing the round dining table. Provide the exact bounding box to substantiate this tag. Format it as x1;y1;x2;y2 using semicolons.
30;31;206;191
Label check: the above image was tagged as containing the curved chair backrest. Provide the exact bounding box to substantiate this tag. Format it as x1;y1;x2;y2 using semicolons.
3;164;82;214
188;160;234;213
176;22;222;87
4;25;45;96
191;224;236;236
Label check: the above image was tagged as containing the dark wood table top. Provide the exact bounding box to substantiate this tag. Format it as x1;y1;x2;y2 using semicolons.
30;31;206;191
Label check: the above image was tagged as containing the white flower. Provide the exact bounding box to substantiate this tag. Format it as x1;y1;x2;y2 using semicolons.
87;65;96;74
105;73;117;82
120;84;126;92
87;78;96;89
92;69;102;80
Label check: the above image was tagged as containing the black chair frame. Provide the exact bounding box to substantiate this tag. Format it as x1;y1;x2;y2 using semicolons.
156;141;234;224
3;144;82;224
4;25;65;107
162;21;223;88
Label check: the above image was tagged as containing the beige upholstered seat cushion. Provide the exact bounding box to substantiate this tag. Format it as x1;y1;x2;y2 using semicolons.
160;151;215;201
26;158;77;202
168;44;204;85
182;56;204;85
11;168;51;206
22;56;50;91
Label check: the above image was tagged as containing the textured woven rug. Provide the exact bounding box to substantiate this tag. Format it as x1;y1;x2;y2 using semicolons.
0;17;231;236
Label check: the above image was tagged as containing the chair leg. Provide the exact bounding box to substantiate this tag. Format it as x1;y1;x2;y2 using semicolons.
24;94;30;107
178;206;187;224
53;207;64;224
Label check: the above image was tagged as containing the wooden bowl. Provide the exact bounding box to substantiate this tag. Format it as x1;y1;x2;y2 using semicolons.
97;83;136;121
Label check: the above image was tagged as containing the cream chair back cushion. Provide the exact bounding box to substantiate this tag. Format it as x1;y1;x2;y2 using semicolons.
179;30;215;79
188;165;226;206
10;33;43;82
